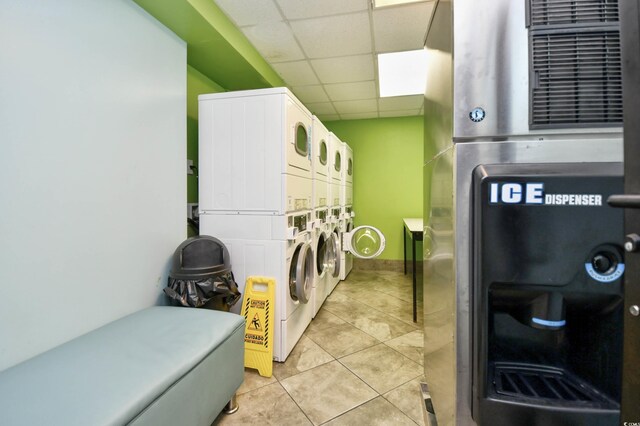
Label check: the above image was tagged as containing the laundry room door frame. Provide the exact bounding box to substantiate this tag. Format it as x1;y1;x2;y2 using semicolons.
617;0;640;421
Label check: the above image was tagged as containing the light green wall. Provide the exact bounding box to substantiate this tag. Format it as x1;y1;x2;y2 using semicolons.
326;116;424;261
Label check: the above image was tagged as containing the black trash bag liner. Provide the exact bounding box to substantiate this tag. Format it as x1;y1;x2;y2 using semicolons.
164;271;241;308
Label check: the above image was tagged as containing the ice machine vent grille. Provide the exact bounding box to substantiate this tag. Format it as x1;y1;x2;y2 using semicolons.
531;30;622;126
530;0;619;27
493;364;618;408
528;0;622;129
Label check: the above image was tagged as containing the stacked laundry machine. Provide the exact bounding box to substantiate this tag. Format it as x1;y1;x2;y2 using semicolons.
310;117;339;316
340;141;355;280
198;88;315;362
198;87;386;361
326;133;346;296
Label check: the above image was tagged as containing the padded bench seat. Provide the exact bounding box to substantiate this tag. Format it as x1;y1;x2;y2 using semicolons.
0;306;245;426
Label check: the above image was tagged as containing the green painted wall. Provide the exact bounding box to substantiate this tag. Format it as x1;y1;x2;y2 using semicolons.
326;116;424;261
134;0;284;90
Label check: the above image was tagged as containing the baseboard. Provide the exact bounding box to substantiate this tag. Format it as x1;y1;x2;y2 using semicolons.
353;258;423;273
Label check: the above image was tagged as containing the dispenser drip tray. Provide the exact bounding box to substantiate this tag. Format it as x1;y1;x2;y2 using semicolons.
491;363;619;409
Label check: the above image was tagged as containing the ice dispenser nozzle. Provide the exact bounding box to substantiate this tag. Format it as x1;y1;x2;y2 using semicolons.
527;292;566;330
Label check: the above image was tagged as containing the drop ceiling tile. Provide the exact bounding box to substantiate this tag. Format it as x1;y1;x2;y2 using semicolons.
325;81;377;102
275;0;368;20
272;61;320;86
340;112;380;120
318;114;341;121
306;102;337;115
333;99;378;114
373;2;433;53
243;22;305;63
311;54;375;84
290;13;372;59
292;85;330;103
379;109;422;118
378;95;424;111
215;0;282;27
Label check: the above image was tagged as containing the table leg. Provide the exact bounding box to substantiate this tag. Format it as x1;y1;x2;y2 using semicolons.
412;232;417;323
403;225;407;275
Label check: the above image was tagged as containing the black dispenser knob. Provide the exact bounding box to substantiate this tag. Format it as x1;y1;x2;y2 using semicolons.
592;253;614;274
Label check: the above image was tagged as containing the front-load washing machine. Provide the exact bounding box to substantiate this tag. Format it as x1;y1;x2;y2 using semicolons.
325;207;343;297
198;87;312;215
199;210;315;362
311;208;337;316
311;117;335;315
339;142;354;279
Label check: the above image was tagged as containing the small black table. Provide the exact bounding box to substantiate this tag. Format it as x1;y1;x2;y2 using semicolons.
403;218;423;323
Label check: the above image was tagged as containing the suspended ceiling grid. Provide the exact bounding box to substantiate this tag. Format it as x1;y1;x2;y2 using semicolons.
214;0;434;121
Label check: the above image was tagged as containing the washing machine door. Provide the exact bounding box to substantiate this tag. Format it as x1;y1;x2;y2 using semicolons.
289;241;313;303
343;226;386;259
315;232;329;278
329;230;341;277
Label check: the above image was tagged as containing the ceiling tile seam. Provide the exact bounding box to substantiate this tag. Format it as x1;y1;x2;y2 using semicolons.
269;0;335;118
273;8;371;25
255;52;373;64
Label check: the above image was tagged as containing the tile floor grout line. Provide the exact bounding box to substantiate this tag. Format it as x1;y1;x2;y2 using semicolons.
326;289;424;330
321;301;421;343
381;332;425;364
326;287;422;328
335;344;424;395
379;394;424;426
276;379;316;426
316;393;381;426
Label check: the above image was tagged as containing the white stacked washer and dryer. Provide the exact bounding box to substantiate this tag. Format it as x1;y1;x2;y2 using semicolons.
340;141;355;280
326;132;345;296
197;88;315;362
311;117;339;317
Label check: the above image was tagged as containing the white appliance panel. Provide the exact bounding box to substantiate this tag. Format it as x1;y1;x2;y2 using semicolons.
199;88;312;215
313;177;329;209
341;184;353;206
330;182;342;208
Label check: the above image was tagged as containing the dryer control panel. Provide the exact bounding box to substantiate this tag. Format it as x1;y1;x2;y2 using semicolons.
289;213;310;233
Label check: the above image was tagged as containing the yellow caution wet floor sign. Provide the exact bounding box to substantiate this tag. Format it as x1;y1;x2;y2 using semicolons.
241;276;275;377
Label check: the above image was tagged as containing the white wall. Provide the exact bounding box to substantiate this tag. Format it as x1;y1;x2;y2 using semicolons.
0;0;186;371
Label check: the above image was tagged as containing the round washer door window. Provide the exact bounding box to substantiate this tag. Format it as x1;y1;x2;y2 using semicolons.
348;158;353;176
331;231;341;277
320;140;328;165
316;233;327;276
295;123;308;157
335;152;341;172
289;242;313;303
348;226;385;259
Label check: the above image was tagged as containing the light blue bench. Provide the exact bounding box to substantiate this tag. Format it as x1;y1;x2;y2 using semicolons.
0;306;245;426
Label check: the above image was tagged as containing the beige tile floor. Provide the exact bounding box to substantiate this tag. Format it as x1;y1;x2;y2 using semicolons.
214;269;426;426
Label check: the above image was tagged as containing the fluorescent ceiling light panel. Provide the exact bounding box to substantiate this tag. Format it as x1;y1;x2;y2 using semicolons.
374;0;425;8
378;49;428;97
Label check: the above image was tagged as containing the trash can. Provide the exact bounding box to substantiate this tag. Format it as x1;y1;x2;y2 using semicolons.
164;236;241;311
